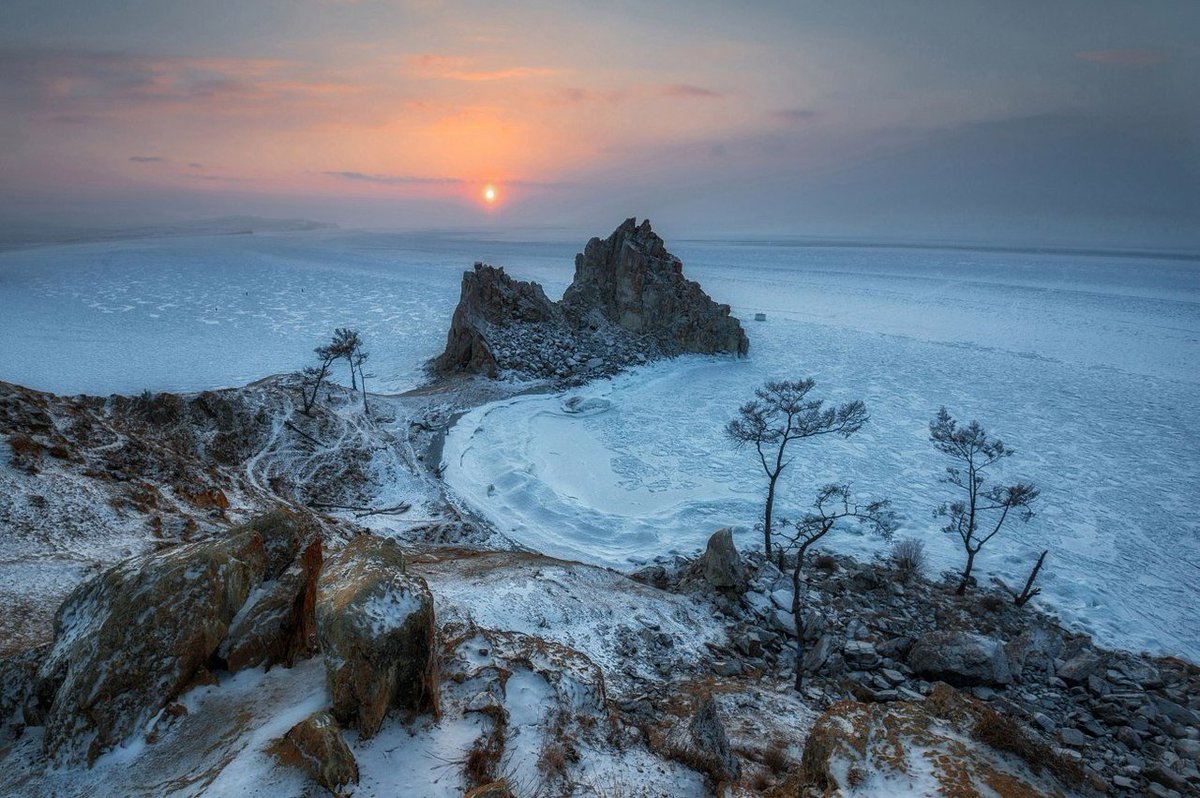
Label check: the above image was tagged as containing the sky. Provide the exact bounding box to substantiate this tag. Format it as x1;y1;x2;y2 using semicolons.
1;0;1197;247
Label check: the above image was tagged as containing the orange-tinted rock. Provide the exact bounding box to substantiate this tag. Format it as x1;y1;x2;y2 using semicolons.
316;536;438;737
274;710;358;793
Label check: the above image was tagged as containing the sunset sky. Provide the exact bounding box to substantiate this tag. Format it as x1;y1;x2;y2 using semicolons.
2;1;1197;245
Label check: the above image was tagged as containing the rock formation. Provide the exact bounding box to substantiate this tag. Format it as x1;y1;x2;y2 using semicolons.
34;511;304;764
696;527;744;590
434;219;749;380
315;535;438;737
563;218;749;357
217;537;322;672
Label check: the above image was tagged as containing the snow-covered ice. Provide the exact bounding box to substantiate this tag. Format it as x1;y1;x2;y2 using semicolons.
443;242;1200;661
0;229;577;395
2;230;1198;662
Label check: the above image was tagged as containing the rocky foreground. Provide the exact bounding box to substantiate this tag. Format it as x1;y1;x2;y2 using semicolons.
2;369;1198;796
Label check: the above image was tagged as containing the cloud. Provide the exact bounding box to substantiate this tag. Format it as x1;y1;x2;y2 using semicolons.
660;84;723;100
1076;50;1168;67
409;54;557;82
129;155;166;163
324;171;573;189
771;108;818;122
326;171;463;185
0;48;361;120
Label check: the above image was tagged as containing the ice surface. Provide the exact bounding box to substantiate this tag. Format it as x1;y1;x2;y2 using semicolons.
444;243;1200;661
0;229;577;395
3;230;1198;661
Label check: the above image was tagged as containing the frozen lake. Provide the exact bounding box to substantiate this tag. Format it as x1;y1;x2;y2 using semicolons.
443;240;1200;661
2;229;1198;660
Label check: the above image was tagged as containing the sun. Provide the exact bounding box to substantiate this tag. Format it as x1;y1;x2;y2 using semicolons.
482;184;498;204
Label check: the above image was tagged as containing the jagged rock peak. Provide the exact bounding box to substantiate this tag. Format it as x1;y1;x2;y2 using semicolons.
565;218;749;357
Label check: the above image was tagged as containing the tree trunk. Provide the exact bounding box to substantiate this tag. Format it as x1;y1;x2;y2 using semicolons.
792;559;804;691
764;475;778;556
955;548;976;595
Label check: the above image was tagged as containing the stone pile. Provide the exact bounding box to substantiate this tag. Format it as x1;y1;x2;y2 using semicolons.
636;544;1200;797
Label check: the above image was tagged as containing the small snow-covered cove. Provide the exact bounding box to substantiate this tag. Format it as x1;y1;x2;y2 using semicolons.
443;241;1200;662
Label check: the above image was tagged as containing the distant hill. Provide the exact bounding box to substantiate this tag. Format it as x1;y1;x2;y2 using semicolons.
0;216;338;249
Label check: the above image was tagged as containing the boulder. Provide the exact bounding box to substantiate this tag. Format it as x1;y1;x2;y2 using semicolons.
1004;625;1062;683
218;538;322;672
907;631;1012;687
686;695;741;783
563;218;749;356
273;710;358;793
697;528;744;590
316;535;438;737
803;635;836;674
1056;649;1103;684
844;640;881;670
35;512;301;764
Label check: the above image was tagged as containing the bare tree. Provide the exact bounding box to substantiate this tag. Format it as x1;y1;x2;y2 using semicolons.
779;484;896;690
325;328;371;416
352;345;370;417
725;379;869;556
299;342;339;416
1008;549;1048;607
929;407;1040;595
328;328;361;388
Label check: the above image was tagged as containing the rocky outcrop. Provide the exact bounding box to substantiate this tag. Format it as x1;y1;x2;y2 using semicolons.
907;631;1013;687
563;218;749;357
686;695;741;783
34;511;303;764
434;264;562;377
0;646;44;743
273;710;359;794
434;219;748;380
316;535;438;737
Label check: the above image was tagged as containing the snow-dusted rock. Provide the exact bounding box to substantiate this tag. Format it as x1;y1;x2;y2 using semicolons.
272;710;359;793
35;513;300;764
907;631;1013;687
683;695;741;783
1056;649;1103;684
315;535;437;737
218;538;322;672
697;527;744;590
0;646;44;743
